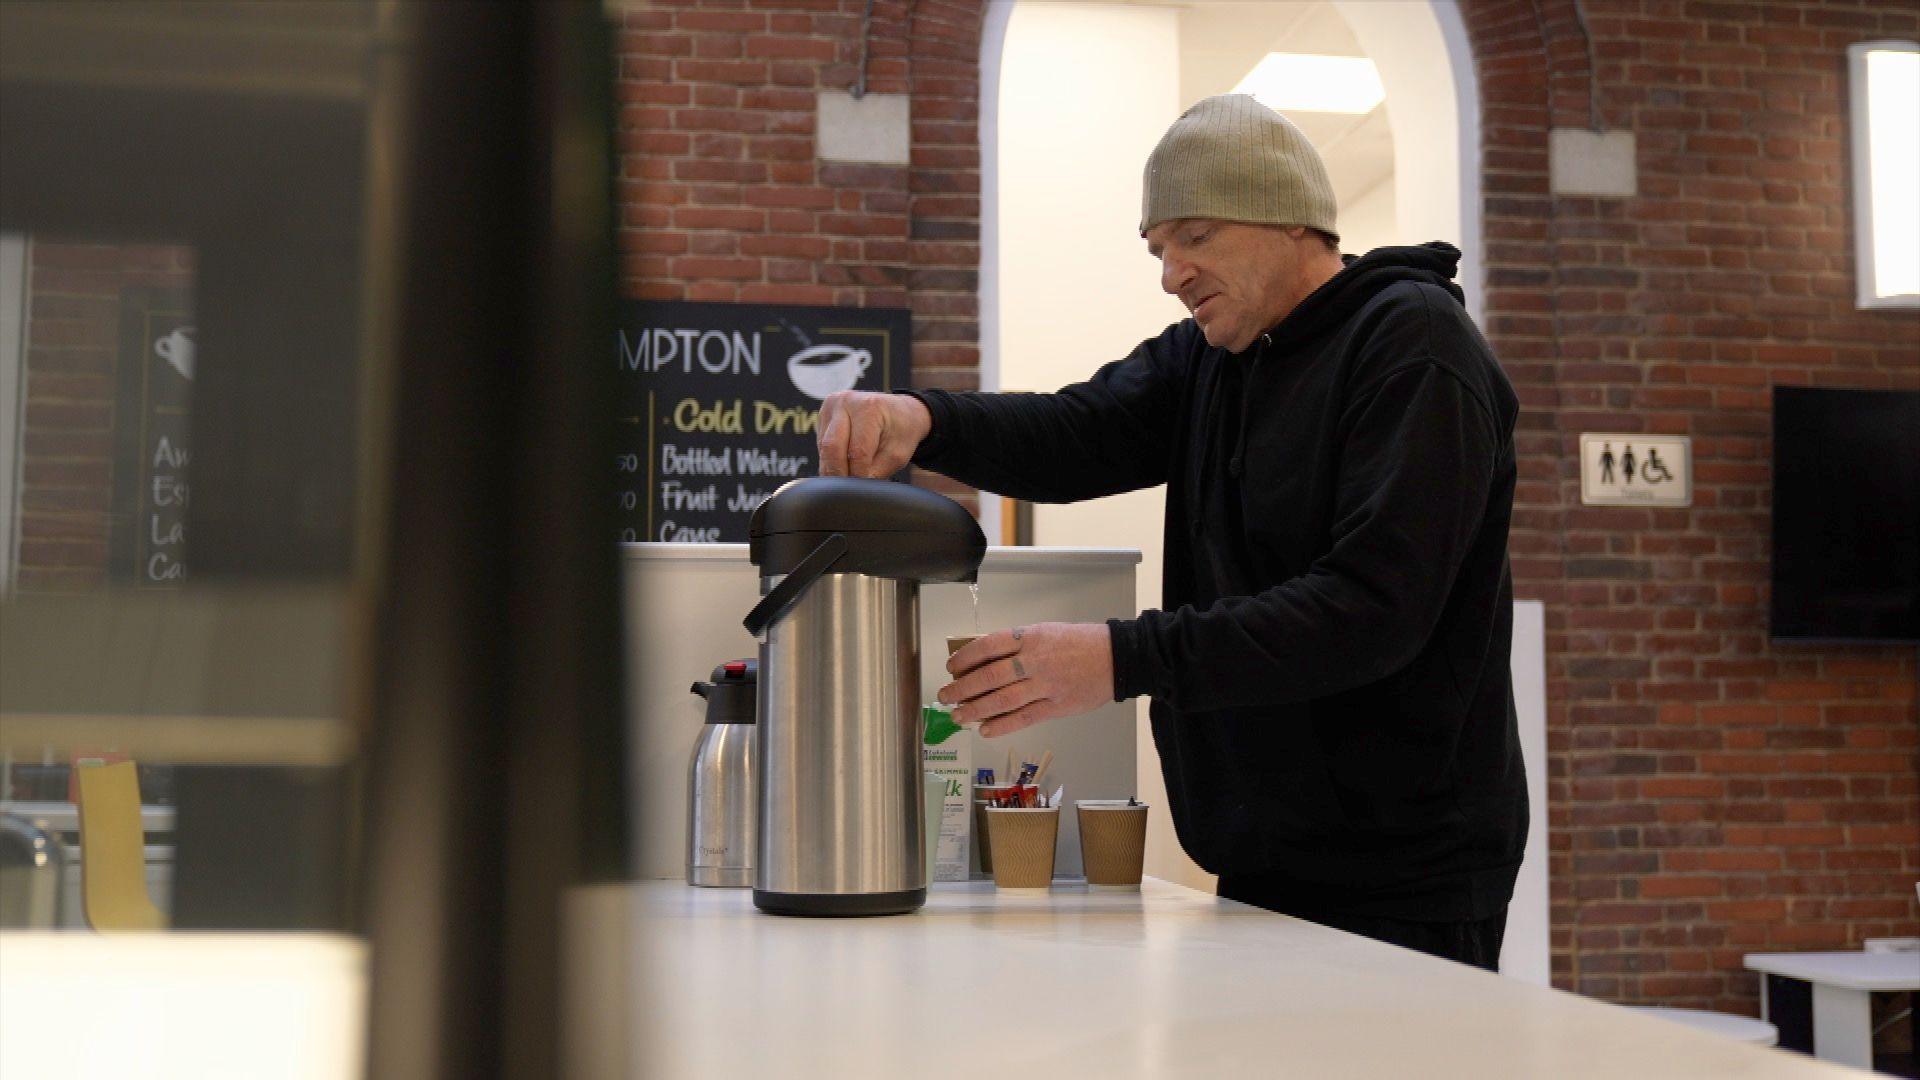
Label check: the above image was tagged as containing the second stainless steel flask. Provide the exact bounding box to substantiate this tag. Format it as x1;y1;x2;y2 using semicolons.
686;659;757;887
742;477;986;916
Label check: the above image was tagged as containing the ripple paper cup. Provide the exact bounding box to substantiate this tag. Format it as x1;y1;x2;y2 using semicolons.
973;784;1029;874
985;806;1058;890
1076;800;1148;888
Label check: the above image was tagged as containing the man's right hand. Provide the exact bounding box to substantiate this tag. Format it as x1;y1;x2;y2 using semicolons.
816;391;933;478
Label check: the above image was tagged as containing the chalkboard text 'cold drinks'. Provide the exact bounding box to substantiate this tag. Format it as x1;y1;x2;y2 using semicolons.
615;301;909;543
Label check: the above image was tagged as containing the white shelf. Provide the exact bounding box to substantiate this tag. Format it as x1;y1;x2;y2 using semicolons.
1745;951;1920;992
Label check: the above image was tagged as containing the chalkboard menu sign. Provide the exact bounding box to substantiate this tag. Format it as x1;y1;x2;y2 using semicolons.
110;288;194;584
615;301;909;543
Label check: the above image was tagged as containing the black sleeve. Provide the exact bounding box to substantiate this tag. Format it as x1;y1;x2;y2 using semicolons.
901;321;1194;503
1108;359;1502;709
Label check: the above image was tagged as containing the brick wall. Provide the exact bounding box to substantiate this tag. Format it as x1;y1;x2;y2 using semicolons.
1466;0;1920;1012
614;0;983;511
15;241;194;592
615;0;1918;1015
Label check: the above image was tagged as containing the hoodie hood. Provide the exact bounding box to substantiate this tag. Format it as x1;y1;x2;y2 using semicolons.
1263;241;1464;350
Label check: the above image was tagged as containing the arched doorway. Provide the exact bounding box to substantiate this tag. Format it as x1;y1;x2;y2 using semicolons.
980;0;1482;543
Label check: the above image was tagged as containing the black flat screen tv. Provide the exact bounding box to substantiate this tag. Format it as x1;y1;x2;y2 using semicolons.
1770;386;1920;642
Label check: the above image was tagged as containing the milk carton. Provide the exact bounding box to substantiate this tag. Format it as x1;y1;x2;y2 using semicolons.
921;713;972;883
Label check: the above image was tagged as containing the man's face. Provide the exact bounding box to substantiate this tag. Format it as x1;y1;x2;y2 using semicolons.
1145;219;1302;353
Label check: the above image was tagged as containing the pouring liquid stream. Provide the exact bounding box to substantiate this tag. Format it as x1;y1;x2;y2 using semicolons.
969;582;980;633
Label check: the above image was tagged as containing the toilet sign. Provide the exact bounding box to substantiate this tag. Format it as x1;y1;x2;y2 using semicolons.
1580;433;1692;507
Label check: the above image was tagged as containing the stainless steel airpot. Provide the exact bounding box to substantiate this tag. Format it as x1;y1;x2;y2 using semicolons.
742;476;986;916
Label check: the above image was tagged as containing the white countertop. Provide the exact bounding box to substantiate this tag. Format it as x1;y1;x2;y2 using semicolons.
1744;950;1920;991
575;878;1860;1079
0;932;366;1080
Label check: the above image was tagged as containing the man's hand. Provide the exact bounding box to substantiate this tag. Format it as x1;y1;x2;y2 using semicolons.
816;391;932;479
936;622;1114;738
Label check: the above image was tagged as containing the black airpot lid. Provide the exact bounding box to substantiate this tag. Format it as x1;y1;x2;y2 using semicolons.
691;658;756;725
747;476;985;582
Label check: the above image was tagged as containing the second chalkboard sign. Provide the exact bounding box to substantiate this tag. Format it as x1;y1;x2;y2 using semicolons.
615;300;909;544
110;287;194;586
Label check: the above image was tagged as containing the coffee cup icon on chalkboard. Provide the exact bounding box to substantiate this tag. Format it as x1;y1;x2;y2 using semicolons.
155;327;195;381
786;344;871;401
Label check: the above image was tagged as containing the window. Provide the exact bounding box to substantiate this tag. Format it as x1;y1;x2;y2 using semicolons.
1848;40;1920;309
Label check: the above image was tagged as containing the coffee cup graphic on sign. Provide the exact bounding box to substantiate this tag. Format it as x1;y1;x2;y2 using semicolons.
785;344;872;401
155;327;195;381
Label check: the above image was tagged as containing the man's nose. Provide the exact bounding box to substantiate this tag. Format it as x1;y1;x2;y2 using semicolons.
1160;255;1192;297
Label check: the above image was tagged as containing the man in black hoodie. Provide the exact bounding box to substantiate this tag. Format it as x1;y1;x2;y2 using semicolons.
816;95;1528;971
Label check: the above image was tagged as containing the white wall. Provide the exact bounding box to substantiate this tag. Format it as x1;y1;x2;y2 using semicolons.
996;0;1180;615
1337;176;1399;254
991;0;1205;889
975;1;1014;547
1506;601;1551;985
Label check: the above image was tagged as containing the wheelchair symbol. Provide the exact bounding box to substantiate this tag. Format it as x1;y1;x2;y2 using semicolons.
1641;448;1674;484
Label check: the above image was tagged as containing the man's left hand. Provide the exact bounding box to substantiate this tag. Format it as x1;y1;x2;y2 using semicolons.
937;622;1114;738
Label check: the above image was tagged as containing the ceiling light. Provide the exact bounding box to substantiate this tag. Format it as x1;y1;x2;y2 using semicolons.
1849;41;1919;309
1232;53;1385;115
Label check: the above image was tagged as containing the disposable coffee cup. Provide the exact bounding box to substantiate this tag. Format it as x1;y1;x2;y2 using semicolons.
985;805;1058;890
1075;800;1148;889
946;635;981;663
972;783;1019;874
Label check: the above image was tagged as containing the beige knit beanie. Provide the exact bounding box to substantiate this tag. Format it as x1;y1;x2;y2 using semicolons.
1140;94;1339;240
